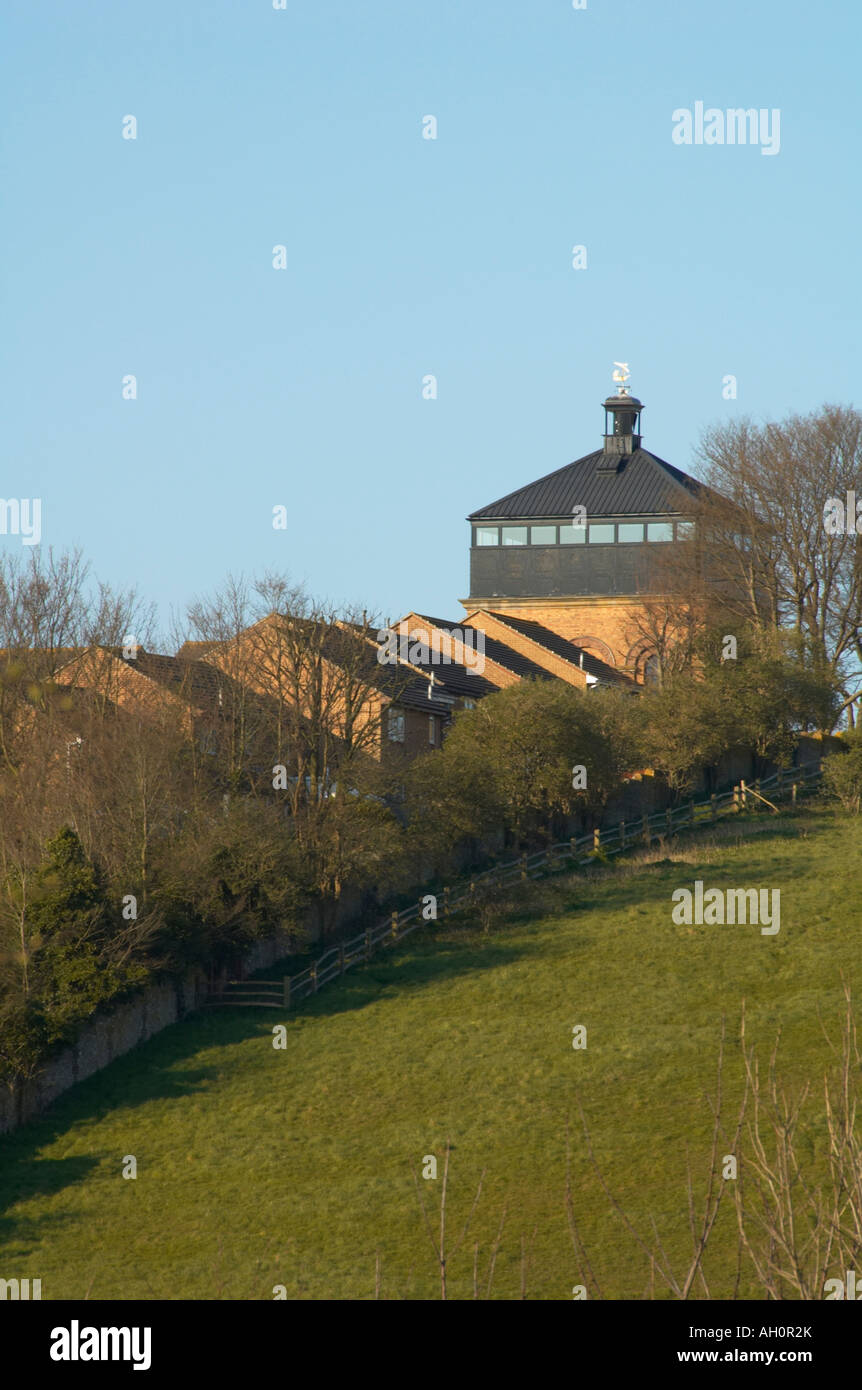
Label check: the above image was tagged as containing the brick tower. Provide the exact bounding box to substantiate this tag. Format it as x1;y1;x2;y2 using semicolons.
463;366;709;679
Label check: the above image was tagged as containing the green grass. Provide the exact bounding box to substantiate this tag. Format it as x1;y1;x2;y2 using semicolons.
0;804;859;1300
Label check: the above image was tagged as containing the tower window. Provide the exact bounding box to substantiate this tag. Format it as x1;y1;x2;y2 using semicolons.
530;525;557;544
475;526;499;546
647;522;674;542
588;523;615;544
559;523;586;544
501;526;528;546
617;522;644;543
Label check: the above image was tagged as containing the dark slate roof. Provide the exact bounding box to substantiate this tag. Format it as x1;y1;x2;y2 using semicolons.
322;619;465;712
468;448;714;521
119;649;230;706
415;615;553;682
385;615;496;697
397;677;459;715
487;613;634;687
400;653;497;699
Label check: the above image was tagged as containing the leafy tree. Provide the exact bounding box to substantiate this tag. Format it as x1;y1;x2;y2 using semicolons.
407;680;636;854
641;628;840;794
0;827;151;1093
23;827;147;1046
154;799;306;966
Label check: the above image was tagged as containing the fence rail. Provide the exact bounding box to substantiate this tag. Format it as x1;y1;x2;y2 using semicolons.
206;761;824;1010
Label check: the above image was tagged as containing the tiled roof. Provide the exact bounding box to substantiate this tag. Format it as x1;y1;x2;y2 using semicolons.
402;657;497;699
486;613;635;686
120;649;228;706
468;448;715;521
415;614;553;682
397;677;460;715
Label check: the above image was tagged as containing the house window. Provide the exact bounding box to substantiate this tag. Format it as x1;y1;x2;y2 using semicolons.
462;698;476;710
387;709;405;743
501;526;528;546
559;523;586;544
530;525;557;544
617;522;644;543
475;526;499;546
647;522;674;542
588;523;615;544
428;715;437;745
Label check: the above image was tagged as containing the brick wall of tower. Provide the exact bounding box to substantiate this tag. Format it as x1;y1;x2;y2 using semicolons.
463;596;654;674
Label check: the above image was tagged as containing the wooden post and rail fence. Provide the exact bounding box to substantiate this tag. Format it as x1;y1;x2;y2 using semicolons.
205;760;824;1011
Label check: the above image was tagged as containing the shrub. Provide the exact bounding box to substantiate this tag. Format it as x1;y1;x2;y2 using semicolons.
822;729;862;813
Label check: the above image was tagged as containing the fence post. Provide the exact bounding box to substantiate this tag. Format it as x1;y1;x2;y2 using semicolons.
740;779;747;808
570;837;577;862
619;820;626;849
792;782;798;805
283;976;291;1009
520;854;527;881
311;964;318;994
391;911;398;941
444;886;450;918
642;812;650;846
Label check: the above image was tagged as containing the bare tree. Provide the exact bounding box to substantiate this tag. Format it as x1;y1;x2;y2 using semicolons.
411;1142;486;1300
694;407;862;725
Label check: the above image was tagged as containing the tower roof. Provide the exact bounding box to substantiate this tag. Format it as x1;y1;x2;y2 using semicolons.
602;391;644;411
468;447;712;521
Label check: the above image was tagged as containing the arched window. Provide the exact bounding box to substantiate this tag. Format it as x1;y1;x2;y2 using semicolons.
642;652;661;687
571;635;616;666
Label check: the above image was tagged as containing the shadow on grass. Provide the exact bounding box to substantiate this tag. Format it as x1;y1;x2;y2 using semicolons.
556;812;833;917
0;1033;232;1235
0;933;527;1236
290;934;528;1023
0;1149;100;1254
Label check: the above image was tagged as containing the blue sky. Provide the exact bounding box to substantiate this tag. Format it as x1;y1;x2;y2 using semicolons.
1;0;856;641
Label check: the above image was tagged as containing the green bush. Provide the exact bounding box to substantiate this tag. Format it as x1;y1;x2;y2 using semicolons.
822;729;862;813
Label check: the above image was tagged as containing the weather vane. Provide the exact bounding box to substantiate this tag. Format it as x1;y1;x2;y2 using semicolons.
612;361;631;393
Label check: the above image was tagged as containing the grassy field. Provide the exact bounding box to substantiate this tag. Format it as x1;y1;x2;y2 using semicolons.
0;803;859;1300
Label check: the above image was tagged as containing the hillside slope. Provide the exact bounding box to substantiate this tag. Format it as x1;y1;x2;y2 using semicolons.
0;806;859;1299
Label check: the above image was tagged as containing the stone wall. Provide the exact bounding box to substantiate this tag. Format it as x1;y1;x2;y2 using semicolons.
0;922;308;1138
0;972;207;1136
